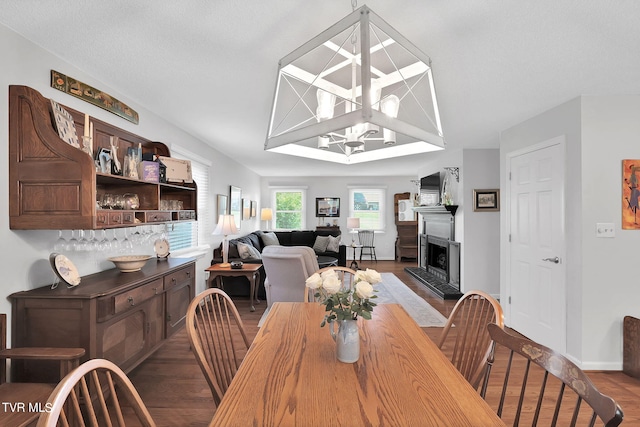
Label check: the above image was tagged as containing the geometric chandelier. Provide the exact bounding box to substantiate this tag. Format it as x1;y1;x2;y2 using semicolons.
265;5;445;164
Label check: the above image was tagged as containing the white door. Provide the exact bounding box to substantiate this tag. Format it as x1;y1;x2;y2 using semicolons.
507;137;566;353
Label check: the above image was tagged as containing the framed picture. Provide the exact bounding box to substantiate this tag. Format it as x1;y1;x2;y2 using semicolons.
250;200;257;218
242;198;251;220
229;185;242;228
473;189;500;212
217;194;228;218
315;197;340;217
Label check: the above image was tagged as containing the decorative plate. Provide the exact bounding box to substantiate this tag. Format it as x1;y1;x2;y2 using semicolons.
50;99;80;148
50;253;81;287
154;238;170;258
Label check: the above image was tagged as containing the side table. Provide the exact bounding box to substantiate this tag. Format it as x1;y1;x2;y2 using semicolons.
205;263;262;312
349;244;363;270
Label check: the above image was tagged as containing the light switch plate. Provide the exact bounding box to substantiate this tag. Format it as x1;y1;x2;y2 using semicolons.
596;223;615;238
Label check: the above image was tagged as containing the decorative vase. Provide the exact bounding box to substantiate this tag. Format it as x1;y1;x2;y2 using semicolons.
330;319;360;363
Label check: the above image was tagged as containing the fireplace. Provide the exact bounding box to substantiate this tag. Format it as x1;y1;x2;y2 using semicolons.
423;235;460;287
407;205;462;299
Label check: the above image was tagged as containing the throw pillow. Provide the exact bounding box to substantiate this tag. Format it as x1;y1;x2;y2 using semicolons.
260;232;280;246
237;242;262;260
312;235;330;253
326;235;341;253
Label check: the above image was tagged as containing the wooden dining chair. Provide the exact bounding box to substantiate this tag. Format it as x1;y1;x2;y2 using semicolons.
305;266;357;302
437;290;504;389
483;323;624;427
186;288;250;405
357;230;377;262
0;313;85;427
36;358;156;427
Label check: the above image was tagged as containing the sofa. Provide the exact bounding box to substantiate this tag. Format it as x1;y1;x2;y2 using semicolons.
211;229;347;298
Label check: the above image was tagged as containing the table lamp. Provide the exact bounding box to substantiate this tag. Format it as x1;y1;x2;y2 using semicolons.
347;217;360;245
213;214;238;267
260;208;273;230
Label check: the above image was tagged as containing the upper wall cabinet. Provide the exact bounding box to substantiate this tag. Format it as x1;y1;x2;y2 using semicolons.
8;85;197;230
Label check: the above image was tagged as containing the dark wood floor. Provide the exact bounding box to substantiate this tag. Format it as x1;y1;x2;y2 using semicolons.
128;260;640;426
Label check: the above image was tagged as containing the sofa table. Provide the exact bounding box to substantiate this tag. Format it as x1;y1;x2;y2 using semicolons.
205;264;261;311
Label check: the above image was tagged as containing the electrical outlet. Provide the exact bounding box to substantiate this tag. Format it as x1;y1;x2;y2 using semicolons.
596;223;615;238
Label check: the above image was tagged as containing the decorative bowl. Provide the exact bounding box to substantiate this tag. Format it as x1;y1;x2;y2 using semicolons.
108;255;152;272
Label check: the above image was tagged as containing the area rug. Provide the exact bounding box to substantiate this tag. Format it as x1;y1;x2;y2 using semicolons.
258;273;448;328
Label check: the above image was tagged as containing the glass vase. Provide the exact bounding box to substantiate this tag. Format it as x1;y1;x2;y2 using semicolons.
330;319;360;363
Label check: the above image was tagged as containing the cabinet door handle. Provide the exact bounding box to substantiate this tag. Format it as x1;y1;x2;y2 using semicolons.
153;287;158;295
172;278;177;285
128;296;135;306
186;271;191;277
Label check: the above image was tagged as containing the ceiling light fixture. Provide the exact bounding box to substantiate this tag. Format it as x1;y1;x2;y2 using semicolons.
265;2;445;164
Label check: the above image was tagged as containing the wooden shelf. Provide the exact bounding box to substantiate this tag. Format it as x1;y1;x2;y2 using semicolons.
9;85;197;230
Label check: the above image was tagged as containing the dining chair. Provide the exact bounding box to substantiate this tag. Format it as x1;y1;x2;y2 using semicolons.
305;266;357;302
186;288;250;405
262;245;319;307
483;323;624;427
0;313;85;427
436;290;504;390
36;358;156;427
357;230;377;262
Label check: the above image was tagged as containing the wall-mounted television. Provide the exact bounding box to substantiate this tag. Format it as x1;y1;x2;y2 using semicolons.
316;197;340;217
419;172;441;206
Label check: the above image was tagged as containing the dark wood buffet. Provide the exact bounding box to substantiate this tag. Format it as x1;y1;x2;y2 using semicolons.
9;258;195;383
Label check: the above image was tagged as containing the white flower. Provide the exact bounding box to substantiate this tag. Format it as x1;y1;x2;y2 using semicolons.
355;281;374;299
321;269;338;280
322;275;342;294
305;273;323;289
362;268;381;285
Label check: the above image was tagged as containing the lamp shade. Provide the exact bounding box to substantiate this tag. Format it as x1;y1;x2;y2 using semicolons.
213;214;238;236
347;217;360;229
260;208;273;221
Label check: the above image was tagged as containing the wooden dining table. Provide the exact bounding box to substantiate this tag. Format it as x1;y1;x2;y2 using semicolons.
209;302;505;426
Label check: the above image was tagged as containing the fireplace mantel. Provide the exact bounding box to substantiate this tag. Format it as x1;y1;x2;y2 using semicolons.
412;205;458;216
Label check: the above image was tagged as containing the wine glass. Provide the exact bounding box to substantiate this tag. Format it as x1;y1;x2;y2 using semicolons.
53;230;66;252
97;229;111;252
122;229;133;253
111;229;121;252
66;230;79;252
76;230;89;251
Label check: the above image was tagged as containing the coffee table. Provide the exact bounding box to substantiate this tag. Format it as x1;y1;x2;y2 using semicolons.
205;263;261;311
317;255;338;268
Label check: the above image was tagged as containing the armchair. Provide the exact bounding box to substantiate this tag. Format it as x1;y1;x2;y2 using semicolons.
262;246;320;307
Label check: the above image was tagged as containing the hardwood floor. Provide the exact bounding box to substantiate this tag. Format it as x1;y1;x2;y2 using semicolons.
127;260;640;426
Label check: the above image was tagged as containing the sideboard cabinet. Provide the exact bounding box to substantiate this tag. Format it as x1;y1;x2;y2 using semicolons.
9;85;197;230
9;258;195;383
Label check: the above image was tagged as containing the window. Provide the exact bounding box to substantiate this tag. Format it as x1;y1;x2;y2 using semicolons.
349;187;386;231
168;146;211;250
271;188;306;230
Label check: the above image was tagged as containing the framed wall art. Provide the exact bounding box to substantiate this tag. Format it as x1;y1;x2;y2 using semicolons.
242;199;251;220
250;201;257;218
473;189;500;212
217;194;228;219
623;159;640;229
229;185;242;228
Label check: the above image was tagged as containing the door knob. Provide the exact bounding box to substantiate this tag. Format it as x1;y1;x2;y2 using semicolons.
542;257;560;264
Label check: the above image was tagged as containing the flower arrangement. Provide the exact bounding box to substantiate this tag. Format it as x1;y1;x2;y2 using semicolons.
305;268;382;327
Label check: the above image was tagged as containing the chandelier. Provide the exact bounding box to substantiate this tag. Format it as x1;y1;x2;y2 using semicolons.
264;4;445;164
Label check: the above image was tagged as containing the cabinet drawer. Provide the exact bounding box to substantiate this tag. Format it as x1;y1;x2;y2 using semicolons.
164;266;194;290
114;278;163;314
145;211;172;223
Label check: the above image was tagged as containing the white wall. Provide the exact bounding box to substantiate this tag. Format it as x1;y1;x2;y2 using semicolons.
260;176;417;260
0;24;261;340
462;149;500;296
580;95;640;369
500;94;640;369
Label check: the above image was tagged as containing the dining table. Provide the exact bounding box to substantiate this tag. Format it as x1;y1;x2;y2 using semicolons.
209;302;505;426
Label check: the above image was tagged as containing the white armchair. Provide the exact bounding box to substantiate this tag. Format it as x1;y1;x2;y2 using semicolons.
262;246;319;308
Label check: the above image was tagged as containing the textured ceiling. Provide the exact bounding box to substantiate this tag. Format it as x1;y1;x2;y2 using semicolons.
2;0;640;176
